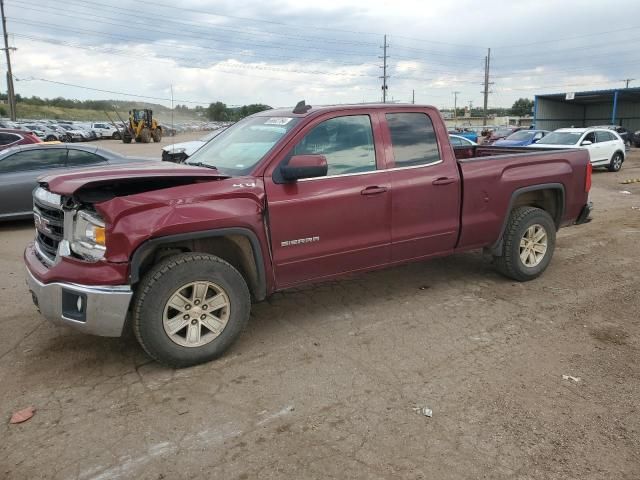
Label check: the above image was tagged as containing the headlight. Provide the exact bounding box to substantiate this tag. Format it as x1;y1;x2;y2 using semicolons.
170;147;186;154
71;210;106;261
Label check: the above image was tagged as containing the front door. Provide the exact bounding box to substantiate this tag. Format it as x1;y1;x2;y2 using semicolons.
264;112;391;288
381;110;461;263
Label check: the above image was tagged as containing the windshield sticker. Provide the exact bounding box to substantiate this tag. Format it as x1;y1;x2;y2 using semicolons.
264;117;293;125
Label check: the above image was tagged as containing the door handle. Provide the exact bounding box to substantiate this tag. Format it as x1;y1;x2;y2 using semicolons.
432;177;456;186
361;186;388;195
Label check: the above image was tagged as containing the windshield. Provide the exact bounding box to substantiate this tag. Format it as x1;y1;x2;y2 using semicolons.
536;132;582;145
200;128;227;143
186;116;299;175
506;130;535;141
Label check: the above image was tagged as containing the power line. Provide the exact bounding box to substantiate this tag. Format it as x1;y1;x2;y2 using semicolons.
14;76;212;104
493;24;640;49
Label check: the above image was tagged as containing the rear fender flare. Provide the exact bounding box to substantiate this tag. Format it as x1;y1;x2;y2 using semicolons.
490;183;565;256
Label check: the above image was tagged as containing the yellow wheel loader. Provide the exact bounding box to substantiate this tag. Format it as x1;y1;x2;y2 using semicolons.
121;109;162;144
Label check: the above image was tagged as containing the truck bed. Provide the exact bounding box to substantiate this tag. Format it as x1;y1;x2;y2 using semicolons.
454;147;590;251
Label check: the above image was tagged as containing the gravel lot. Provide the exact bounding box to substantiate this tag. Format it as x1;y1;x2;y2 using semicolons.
1;147;639;479
92;131;205;159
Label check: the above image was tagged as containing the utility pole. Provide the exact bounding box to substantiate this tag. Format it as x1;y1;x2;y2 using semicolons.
412;89;415;104
379;34;389;103
481;47;493;126
621;78;635;88
452;91;460;124
1;0;16;121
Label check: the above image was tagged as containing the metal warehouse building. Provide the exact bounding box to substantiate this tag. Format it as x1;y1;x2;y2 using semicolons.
533;87;640;131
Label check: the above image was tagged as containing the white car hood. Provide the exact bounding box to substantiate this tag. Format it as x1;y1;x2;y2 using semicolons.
162;140;205;156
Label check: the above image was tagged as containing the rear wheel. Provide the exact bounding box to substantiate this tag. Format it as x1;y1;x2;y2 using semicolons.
132;253;251;368
45;135;56;142
112;131;121;140
608;152;623;172
494;207;556;282
152;128;162;142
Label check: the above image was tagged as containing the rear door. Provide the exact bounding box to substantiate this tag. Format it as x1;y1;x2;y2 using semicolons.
0;148;68;217
581;131;599;162
381;110;461;262
264;111;391;287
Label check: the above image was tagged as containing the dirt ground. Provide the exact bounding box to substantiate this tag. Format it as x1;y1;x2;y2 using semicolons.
90;131;205;159
1;147;639;480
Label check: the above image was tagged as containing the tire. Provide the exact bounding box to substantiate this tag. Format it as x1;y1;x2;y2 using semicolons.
152;128;162;142
45;135;56;142
140;128;151;143
132;253;251;368
608;152;623;172
494;206;556;282
123;135;132;144
112;131;121;140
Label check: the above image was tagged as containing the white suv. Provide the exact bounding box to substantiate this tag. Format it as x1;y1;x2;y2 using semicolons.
90;122;122;140
529;127;625;172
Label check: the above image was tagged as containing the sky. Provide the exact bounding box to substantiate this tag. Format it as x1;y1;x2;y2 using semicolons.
2;0;638;110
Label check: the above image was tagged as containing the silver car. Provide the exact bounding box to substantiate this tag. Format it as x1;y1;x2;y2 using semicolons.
0;144;154;220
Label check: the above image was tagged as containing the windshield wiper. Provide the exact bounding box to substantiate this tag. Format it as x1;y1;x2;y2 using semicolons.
187;162;218;170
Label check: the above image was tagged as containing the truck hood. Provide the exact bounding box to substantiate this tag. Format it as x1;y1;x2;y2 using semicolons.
39;161;229;196
162;140;205;156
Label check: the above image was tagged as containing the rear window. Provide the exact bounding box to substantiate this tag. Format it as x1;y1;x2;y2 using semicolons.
386;113;440;167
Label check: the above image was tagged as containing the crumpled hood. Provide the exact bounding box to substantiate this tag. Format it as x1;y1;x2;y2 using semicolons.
39;161;228;195
162;140;205;156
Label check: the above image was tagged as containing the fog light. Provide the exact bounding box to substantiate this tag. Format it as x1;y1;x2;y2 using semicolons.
62;289;87;322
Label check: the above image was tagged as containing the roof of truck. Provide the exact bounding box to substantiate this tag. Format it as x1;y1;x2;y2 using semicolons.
255;103;436;117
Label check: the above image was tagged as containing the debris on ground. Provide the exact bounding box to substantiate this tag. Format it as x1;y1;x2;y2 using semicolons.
620;178;640;184
10;406;35;424
412;406;433;417
562;375;581;383
632;206;640;211
619;190;632;195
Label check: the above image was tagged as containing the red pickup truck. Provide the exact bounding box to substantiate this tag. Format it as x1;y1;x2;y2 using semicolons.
25;103;592;367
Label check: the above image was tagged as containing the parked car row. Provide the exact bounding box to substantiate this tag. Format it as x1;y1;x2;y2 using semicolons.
0;119;122;143
450;125;627;172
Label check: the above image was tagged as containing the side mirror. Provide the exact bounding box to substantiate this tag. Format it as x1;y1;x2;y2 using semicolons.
280;155;328;181
581;140;592;146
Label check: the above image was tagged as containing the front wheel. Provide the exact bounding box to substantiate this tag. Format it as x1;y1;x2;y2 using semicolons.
132;253;251;368
494;206;556;282
608;152;623;172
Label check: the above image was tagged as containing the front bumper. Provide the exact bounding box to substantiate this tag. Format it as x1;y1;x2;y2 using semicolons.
575;202;593;225
26;267;133;337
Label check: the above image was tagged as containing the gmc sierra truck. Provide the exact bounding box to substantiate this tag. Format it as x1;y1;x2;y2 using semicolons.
25;102;593;367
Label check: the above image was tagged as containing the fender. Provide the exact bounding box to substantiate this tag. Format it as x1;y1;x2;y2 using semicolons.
490;183;565;256
129;227;267;300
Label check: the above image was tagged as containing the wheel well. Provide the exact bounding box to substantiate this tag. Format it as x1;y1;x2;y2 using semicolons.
132;233;264;301
489;185;564;256
614;150;625;159
511;188;563;228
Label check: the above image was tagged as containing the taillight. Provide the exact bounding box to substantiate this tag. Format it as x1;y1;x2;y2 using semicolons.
585;162;592;193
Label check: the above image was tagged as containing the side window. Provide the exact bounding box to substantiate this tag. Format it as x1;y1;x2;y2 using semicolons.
386;113;440;167
533;132;544;140
450;136;462;147
0;149;67;173
291;115;376;176
595;131;611;143
583;132;596;143
67;149;107;167
0;132;20;146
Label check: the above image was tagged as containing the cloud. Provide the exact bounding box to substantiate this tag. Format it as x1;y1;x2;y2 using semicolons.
4;0;637;108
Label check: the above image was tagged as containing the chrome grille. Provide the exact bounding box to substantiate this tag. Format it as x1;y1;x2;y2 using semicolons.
33;188;64;267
